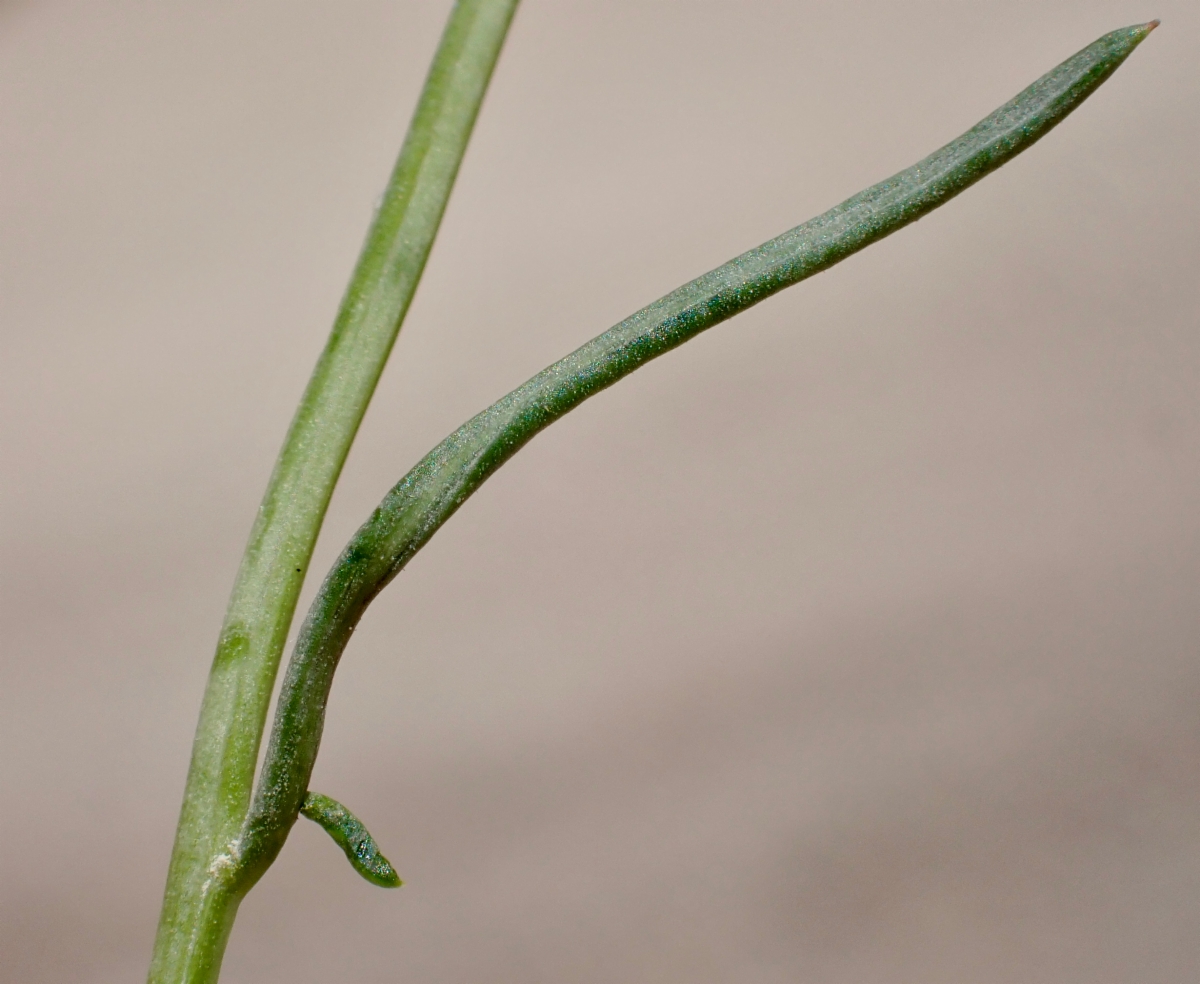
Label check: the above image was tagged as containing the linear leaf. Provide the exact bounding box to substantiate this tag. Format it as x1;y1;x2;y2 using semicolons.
238;22;1157;876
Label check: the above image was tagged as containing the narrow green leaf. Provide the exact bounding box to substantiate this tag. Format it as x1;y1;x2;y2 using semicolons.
240;22;1157;873
300;792;402;889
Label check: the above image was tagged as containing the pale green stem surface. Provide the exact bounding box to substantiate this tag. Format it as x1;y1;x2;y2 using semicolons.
237;23;1157;884
147;3;520;982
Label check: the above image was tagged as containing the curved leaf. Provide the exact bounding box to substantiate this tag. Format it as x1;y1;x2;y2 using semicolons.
236;22;1157;881
299;792;402;889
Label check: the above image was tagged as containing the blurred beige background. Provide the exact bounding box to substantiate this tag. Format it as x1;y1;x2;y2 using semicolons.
2;1;1198;981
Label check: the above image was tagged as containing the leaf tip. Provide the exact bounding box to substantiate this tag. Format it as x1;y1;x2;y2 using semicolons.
374;866;404;889
1104;20;1160;58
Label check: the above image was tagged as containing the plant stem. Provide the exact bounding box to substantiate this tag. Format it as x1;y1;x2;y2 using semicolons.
234;22;1157;877
147;3;520;982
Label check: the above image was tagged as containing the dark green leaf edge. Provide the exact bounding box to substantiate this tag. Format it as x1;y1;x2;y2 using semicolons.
299;792;402;888
234;22;1157;884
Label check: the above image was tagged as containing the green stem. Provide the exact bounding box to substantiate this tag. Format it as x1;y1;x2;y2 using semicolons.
236;22;1157;879
147;3;520;982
